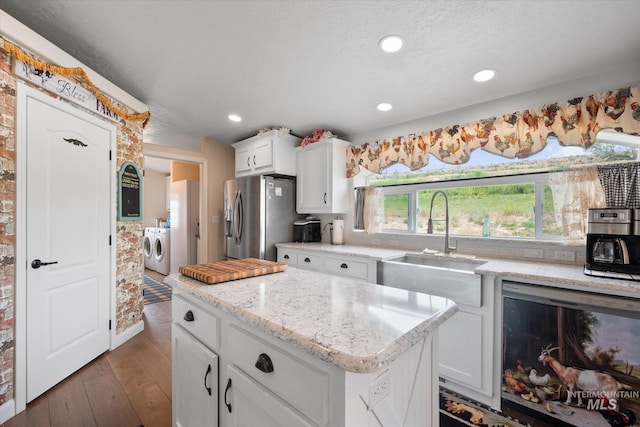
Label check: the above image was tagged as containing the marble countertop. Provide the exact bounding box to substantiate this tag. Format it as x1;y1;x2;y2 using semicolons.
167;267;457;373
277;242;640;298
276;242;406;261
476;259;640;298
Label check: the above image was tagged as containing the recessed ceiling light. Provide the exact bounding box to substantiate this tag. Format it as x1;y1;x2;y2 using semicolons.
377;103;393;112
228;114;242;122
473;69;496;82
379;35;405;53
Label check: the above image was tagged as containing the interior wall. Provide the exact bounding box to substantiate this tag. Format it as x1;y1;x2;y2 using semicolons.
201;136;235;262
171;160;199;182
143;168;168;228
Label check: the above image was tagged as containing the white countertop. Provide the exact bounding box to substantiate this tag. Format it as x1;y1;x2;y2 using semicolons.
167;267;457;373
476;259;640;298
276;242;406;261
278;242;640;299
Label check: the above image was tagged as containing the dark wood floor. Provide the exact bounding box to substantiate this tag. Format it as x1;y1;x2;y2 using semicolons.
2;299;173;427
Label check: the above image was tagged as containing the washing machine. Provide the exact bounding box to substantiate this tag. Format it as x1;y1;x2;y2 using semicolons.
154;228;171;275
143;227;156;271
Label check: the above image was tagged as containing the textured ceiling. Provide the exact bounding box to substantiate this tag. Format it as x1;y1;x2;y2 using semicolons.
2;1;640;151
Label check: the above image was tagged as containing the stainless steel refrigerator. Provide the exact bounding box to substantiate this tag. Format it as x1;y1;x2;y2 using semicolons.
224;175;300;261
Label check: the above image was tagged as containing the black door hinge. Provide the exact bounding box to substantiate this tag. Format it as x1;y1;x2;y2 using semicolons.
109;320;112;330
109;150;112;160
109;235;112;246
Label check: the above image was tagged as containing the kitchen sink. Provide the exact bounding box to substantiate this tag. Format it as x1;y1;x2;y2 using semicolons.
377;254;486;307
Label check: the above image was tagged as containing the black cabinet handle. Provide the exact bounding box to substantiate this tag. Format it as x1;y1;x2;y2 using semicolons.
224;378;232;413
183;310;194;322
284;254;289;259
340;263;348;269
247;157;251;167
255;353;274;373
304;257;310;263
31;259;58;269
204;364;212;396
253;155;256;165
323;192;327;204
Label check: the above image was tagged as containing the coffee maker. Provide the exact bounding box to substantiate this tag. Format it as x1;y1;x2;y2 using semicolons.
584;208;640;280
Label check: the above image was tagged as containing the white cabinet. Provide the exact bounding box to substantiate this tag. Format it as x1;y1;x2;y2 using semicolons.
277;247;376;283
225;365;316;427
173;284;439;427
172;295;220;427
438;274;499;409
296;139;350;214
232;130;300;177
172;324;218;427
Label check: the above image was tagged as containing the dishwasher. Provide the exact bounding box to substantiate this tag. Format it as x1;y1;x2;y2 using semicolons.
501;281;640;427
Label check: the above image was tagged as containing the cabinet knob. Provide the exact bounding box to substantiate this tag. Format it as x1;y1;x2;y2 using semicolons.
304;257;311;263
254;353;274;373
284;254;289;259
340;263;348;269
183;310;195;322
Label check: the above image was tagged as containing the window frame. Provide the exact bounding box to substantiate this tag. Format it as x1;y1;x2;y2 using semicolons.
371;172;556;240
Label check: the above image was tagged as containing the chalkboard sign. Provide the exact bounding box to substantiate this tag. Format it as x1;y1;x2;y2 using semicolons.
118;161;143;221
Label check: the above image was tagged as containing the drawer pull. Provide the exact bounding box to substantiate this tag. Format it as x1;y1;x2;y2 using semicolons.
284;254;289;259
224;378;232;413
255;353;274;373
183;310;195;322
340;263;348;269
304;257;311;263
204;363;212;396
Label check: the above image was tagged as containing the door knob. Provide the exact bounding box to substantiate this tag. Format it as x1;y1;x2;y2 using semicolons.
31;259;58;269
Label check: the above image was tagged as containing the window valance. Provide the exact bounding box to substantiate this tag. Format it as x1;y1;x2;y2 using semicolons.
346;84;640;178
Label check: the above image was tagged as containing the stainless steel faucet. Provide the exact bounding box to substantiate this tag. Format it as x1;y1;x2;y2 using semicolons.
427;190;456;254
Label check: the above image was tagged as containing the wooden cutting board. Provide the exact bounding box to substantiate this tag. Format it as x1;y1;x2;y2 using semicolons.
178;258;287;284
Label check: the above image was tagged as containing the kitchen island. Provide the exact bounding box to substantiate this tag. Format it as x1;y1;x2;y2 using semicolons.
167;267;457;427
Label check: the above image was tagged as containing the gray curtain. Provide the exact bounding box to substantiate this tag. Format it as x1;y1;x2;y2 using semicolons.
597;162;640;208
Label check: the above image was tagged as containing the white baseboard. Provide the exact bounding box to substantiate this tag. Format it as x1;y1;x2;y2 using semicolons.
0;399;15;424
110;320;144;350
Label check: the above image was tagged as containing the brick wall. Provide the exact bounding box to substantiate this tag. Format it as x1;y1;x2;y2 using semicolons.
0;46;16;407
0;44;145;406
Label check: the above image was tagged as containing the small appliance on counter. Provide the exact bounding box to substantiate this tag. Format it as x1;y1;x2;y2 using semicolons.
293;217;321;243
584;207;640;280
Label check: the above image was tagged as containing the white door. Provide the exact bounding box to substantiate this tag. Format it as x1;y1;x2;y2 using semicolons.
24;88;112;402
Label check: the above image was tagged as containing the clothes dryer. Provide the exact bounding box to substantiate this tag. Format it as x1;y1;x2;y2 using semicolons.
154;228;171;275
143;227;156;271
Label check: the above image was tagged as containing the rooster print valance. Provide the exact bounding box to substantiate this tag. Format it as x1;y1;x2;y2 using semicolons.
346;84;640;177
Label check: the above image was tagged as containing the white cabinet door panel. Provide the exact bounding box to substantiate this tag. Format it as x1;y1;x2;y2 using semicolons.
438;311;482;389
173;324;218;427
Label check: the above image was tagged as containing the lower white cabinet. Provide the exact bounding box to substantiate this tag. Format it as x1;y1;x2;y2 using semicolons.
172;324;219;427
173;288;438;427
437;274;500;409
225;365;316;427
277;247;376;283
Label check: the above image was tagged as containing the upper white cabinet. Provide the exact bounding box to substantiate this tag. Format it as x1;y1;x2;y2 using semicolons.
296;139;350;214
232;130;300;177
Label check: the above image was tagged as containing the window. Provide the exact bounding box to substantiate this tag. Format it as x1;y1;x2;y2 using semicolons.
367;137;638;240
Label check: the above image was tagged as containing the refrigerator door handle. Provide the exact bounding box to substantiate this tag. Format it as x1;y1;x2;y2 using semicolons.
236;191;244;243
232;191;240;243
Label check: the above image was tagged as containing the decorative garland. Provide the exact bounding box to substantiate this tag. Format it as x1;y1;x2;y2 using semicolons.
3;39;151;127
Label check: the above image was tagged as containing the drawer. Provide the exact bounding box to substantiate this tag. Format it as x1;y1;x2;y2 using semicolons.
173;294;220;350
296;252;324;270
277;250;298;267
228;325;329;425
324;256;368;280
